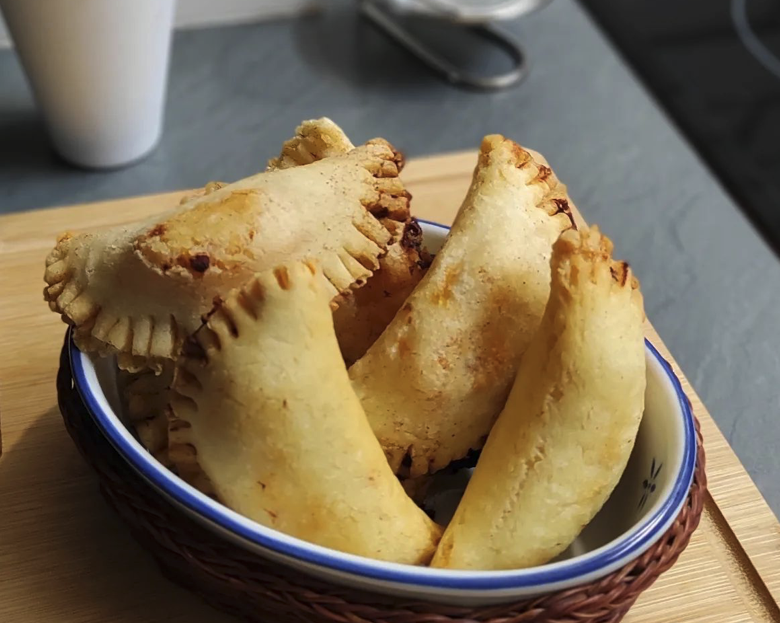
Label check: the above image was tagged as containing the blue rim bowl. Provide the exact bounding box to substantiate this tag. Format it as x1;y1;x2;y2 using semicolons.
69;219;697;605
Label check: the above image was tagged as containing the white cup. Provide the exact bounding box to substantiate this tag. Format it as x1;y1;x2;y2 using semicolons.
0;0;176;169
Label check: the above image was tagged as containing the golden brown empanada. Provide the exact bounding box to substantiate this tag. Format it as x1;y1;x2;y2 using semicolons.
45;142;407;372
169;262;441;564
267;117;355;170
266;117;430;364
119;364;174;466
350;135;575;477
432;226;646;570
335;218;431;365
168;407;217;497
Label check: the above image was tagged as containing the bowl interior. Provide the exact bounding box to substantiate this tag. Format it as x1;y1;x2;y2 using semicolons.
78;219;695;597
92;331;684;563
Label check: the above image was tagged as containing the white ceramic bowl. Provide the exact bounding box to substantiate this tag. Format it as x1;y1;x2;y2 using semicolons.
70;220;697;606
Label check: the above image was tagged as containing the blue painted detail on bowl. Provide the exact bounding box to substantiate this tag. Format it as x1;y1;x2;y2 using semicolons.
638;458;663;511
69;221;697;592
417;217;449;230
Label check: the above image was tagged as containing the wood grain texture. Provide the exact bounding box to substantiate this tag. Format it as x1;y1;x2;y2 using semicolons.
0;151;778;623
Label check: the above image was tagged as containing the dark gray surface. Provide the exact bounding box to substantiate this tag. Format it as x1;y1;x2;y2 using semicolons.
1;1;778;514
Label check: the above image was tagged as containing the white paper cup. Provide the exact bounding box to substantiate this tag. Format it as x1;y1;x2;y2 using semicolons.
0;0;176;168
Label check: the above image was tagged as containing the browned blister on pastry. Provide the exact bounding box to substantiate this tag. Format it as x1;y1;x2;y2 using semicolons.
432;226;646;570
169;262;441;564
350;136;575;477
44;141;407;371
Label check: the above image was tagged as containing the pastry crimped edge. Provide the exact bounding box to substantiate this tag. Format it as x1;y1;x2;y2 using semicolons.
168;261;442;563
43;139;410;372
267;117;428;365
267;117;356;170
431;225;646;570
350;135;576;478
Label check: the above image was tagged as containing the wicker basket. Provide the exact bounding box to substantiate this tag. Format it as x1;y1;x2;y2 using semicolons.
57;340;706;623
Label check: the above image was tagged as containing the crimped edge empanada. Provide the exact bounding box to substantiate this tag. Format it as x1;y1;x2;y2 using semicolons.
432;226;646;570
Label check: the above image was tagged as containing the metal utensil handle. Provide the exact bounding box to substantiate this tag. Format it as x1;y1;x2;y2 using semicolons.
396;0;553;24
360;0;527;90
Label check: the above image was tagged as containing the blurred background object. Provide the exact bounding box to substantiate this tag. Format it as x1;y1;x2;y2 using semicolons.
580;0;780;253
375;0;551;23
0;0;177;168
0;0;320;46
0;0;320;169
361;0;551;89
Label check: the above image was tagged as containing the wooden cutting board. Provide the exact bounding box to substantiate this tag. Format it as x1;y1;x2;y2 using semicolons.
1;151;779;623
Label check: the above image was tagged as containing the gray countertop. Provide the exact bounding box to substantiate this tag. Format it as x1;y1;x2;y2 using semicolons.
1;1;778;515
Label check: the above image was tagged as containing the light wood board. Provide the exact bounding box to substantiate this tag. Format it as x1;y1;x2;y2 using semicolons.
1;151;779;623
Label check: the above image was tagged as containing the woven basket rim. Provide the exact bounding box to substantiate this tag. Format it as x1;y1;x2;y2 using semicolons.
57;338;707;623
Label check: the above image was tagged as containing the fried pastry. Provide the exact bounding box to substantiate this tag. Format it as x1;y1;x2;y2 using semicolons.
44;142;406;371
267;117;429;364
267;117;355;170
350;135;575;477
334;218;431;365
119;364;174;466
168;406;217;496
432;226;646;570
169;262;441;564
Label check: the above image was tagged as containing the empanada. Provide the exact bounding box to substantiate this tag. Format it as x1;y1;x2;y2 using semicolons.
432;226;646;570
349;136;575;477
169;262;441;564
334;218;431;365
119;364;174;465
267;117;355;170
267;117;430;364
168;407;217;496
44;142;406;372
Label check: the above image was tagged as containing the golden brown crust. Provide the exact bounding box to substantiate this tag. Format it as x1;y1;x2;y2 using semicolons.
169;262;441;563
432;226;646;570
43;218;191;373
119;365;174;460
350;136;575;477
267;118;355;170
44;139;407;371
134;144;399;287
334;218;431;365
167;406;217;496
265;117;421;363
265;117;406;175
